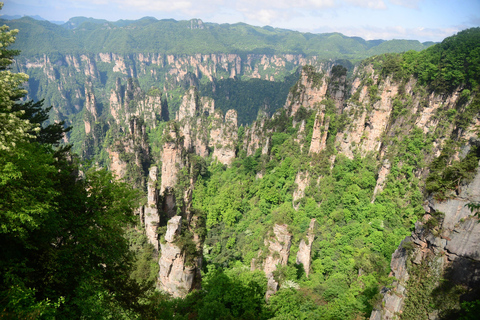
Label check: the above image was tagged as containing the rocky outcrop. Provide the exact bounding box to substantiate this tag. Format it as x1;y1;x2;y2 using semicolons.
263;224;293;299
173;87;238;165
144;166;160;250
210;109;238;165
296;219;316;277
293;172;310;205
369;238;411;320
107;117;150;186
160;123;183;217
370;164;480;320
108;149;128;179
285;67;329;117
17;53;323;124
335;76;398;159
244;116;268;157
372;159;391;202
309;111;329;154
109;78;163;127
158;215;200;297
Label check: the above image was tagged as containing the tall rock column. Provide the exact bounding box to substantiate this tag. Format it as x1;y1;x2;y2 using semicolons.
160;124;183;218
144;166;160;250
309;111;329;154
158;216;199;297
370;164;480;320
296;219;316;277
263;224;293;299
210;109;238;165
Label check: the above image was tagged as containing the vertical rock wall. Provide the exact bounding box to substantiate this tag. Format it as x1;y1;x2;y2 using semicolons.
296;219;316;277
262;224;293;299
370;165;480;319
158;216;200;297
144;166;160;250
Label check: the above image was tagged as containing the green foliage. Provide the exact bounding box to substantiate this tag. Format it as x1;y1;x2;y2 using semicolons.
303;65;324;88
200;74;299;125
0;12;32;151
7;17;433;58
143;265;269;320
400;28;480;92
426;145;480;199
459;300;480;320
190;107;424;319
0;17;150;317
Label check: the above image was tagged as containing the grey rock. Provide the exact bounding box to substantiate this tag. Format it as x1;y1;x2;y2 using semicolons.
445;218;480;261
165;215;182;243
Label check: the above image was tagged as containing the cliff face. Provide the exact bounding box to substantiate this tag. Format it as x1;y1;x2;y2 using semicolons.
106;116;150;186
370;164;480;320
234;61;478;314
109;78;163;127
158;216;200;297
15;53;321;122
296;218;316;277
155;87;245;297
245;223;294;300
175;86;238;165
37;44;479;307
144;166;160;250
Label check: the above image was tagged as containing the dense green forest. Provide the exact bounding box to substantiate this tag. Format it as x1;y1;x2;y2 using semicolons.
2;3;480;318
3;16;433;58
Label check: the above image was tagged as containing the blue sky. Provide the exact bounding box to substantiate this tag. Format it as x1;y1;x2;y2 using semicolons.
2;0;479;42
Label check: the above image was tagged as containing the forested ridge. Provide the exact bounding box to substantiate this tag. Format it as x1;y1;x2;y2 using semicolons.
2;3;480;318
3;16;433;58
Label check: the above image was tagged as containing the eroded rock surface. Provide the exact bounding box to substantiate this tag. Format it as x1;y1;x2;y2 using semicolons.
371;166;480;319
158;216;200;297
263;224;293;300
296;219;316;277
144;166;160;250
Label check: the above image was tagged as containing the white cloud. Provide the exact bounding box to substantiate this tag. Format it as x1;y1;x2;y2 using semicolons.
345;0;387;10
4;0;470;42
389;0;423;9
314;24;460;42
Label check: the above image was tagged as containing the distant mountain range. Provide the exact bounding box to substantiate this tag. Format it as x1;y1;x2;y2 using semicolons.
1;16;435;59
1;14;64;25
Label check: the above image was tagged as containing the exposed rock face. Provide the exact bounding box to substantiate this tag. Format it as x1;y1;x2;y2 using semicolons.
370;165;480;319
158;216;199;298
108;149;128;179
263;224;293;299
144;167;160;250
335;76;398;159
296;219;316;277
17;53;322;124
372;159;391;202
109;78;163;127
106;117;151;186
177;87;199;122
309;111;329;154
173;87;238;165
264;224;292;275
293;172;310;205
160;126;183;194
210;109;238;165
244;116;268;157
285;67;329;117
369;238;410;320
446;219;480;260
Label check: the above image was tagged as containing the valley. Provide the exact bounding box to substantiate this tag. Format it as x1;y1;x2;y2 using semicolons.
1;13;480;319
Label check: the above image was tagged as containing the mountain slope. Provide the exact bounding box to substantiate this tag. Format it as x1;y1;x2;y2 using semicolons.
67;27;480;319
4;17;434;57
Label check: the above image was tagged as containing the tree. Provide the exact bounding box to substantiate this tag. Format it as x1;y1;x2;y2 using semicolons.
0;2;36;151
0;5;147;317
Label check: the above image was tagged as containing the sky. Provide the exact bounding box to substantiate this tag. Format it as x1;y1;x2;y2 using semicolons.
1;0;479;42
